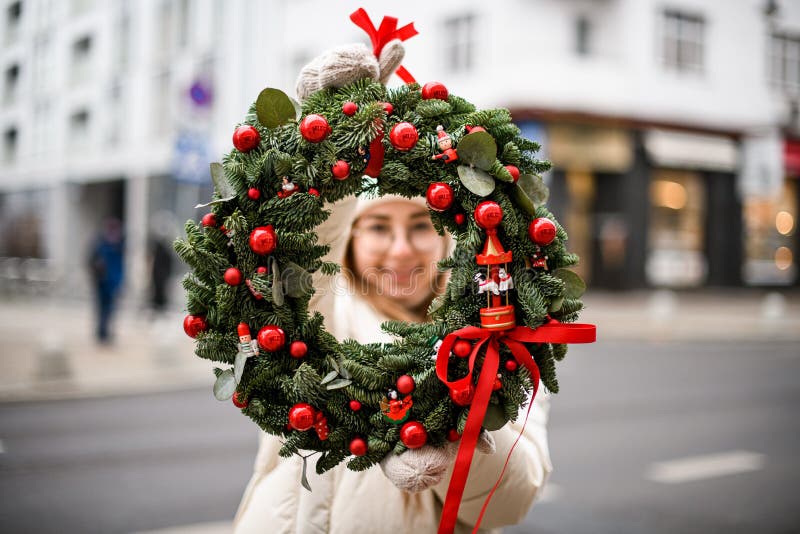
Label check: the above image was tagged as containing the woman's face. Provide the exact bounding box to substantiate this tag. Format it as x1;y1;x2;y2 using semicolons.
350;200;447;310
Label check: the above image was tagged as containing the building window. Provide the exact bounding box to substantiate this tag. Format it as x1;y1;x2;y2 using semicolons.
5;1;22;44
661;9;705;73
443;14;475;73
575;15;591;56
769;33;800;94
3;64;20;105
3;127;18;163
69;109;90;146
743;181;798;285
72;35;93;84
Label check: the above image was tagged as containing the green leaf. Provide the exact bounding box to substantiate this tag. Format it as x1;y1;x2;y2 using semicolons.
482;403;507;431
457;131;497;170
213;369;236;400
282;261;312;298
256;88;296;128
289;97;302;120
326;378;352;390
210;162;235;198
554;269;586;299
338;365;352;380
457;165;495;197
234;350;247;384
271;257;284;306
511;185;537;216
327;356;340;374
321;370;338;385
517;174;549;206
301;455;312;492
548;296;564;313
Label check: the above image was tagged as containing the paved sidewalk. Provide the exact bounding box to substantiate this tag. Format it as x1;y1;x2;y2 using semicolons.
0;289;798;402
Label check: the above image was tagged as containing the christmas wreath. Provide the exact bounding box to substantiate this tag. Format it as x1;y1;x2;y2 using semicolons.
175;9;595;532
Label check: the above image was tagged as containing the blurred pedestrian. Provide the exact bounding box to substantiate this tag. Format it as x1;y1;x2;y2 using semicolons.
87;217;124;343
149;236;173;314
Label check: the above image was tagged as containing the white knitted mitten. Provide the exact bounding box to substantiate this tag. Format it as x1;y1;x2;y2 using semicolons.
379;430;496;493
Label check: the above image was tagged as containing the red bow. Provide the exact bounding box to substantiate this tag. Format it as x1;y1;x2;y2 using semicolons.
436;320;596;534
349;8;418;84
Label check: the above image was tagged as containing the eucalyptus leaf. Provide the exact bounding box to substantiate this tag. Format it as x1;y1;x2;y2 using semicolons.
282;261;312;298
338;365;352;380
271;257;284;306
554;269;586;299
213;369;236;401
482;403;508;431
457;165;495;197
210;162;235;198
301;455;312;492
511;185;537;216
456;131;497;170
234;350;247;384
194;197;234;209
326;378;352;390
517;174;549;206
327;356;340;374
321;370;339;385
289;97;302;120
548;296;564;313
256;88;296;128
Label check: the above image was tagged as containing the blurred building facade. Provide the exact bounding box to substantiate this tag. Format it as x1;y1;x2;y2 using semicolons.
0;0;798;304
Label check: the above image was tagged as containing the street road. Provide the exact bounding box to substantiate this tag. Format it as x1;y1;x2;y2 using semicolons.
1;340;798;533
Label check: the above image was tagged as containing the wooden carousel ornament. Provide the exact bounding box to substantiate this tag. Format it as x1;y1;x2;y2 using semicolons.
473;201;516;331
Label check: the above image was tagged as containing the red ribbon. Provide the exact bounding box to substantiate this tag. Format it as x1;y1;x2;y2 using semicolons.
349;8;418;84
436;319;596;534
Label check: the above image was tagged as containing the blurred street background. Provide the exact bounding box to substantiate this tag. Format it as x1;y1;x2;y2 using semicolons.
1;0;800;533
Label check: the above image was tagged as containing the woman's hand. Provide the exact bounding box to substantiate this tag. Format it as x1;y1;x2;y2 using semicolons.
379;430;496;493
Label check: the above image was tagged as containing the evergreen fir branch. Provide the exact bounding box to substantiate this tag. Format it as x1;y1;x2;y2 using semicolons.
501;142;522;166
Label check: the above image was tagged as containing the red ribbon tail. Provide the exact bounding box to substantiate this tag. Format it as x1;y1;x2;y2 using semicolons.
395;66;416;84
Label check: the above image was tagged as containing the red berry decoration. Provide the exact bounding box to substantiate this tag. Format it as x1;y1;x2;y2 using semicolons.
232;125;260;152
493;376;503;391
454;213;466;226
224;267;243;286
383;102;394;114
331;160;350;180
201;213;217;228
349;400;362;411
288;403;316;431
453;339;472;358
474;201;503;229
528;218;557;246
421;81;449;101
505;360;519;372
257;325;286;352
308;187;320;197
446;429;461;442
389;122;419;151
249;225;277;255
183;314;208;338
426;182;455;212
396;375;415;395
289;340;308;359
342;101;357;116
504;165;520;183
256;266;268;274
449;384;475;406
247;187;261;200
299;114;331;143
349;437;368;456
400;421;428;449
232;391;248;409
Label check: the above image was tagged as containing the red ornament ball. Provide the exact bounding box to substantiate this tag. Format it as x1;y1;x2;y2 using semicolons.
288;403;316;431
232;391;249;409
528;218;557;246
505;360;519;372
257;325;286;352
382;102;394;114
247;187;261;200
504;165;520;183
474;201;503;230
396;375;415;395
289;340;308;359
421;81;449;101
342;101;358;116
232;125;260;152
308;187;320;197
201;213;217;228
426;182;455;212
300;114;331;143
389;122;419;151
446;429;462;442
453;339;472;358
249;225;277;255
400;421;428;449
224;267;243;286
183;314;208;338
449;384;475;406
349;400;362;411
349;437;368;456
256;266;268;274
493;376;503;391
454;213;466;226
331;160;350;180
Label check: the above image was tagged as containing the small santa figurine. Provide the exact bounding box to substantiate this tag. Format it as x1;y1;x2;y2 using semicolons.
237;323;260;358
431;125;458;163
277;176;299;198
